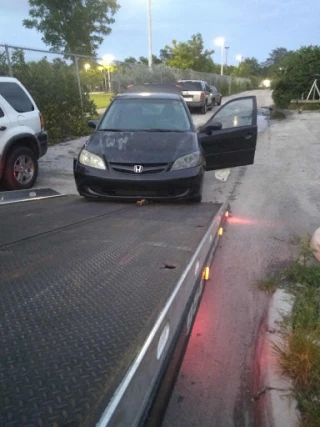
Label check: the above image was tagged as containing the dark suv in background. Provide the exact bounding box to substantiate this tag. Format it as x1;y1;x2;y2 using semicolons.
178;80;213;114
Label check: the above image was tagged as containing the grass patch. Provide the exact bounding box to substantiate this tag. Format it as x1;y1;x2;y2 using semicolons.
270;236;320;426
89;93;112;109
257;278;278;294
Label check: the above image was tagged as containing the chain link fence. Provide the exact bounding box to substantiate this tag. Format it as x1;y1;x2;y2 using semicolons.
0;44;253;142
112;63;251;96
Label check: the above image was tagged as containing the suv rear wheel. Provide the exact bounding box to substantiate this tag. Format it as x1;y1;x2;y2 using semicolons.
3;146;38;190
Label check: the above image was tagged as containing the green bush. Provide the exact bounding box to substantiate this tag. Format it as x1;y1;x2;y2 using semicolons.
273;80;296;108
6;52;96;144
218;82;230;96
272;45;320;108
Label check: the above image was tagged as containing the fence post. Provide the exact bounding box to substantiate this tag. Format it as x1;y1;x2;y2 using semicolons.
5;45;13;77
74;56;83;112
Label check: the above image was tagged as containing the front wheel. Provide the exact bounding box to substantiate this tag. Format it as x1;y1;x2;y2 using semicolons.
217;97;222;106
2;146;38;190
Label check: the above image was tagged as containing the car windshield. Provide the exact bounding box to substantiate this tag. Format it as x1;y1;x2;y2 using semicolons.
99;98;192;132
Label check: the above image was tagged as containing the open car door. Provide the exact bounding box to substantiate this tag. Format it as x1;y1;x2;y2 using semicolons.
198;96;258;171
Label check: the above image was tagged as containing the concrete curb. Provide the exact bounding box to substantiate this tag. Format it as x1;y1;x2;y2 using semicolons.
254;289;300;427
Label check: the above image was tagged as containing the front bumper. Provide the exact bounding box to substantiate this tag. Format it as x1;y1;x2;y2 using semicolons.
35;131;48;157
74;160;204;201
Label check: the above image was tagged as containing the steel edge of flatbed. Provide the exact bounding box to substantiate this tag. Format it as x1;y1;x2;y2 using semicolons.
96;200;229;427
0;187;64;205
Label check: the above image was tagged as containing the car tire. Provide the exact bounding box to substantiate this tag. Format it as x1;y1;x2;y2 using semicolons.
218;97;222;106
2;146;38;190
201;102;207;114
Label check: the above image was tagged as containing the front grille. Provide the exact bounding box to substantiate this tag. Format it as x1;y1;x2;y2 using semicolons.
109;162;169;174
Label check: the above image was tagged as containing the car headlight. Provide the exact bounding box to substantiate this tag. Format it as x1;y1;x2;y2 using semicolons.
171;152;202;171
79;149;106;170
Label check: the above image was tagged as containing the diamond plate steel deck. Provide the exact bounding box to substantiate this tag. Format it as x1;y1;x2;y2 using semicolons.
0;197;221;427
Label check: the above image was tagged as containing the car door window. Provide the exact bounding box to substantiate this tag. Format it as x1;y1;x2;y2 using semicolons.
0;82;34;113
211;98;254;129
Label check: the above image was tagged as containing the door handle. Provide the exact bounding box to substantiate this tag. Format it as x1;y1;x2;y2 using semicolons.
0;126;6;131
244;132;253;140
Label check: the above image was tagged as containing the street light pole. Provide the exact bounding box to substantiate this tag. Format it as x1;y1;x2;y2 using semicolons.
147;0;153;68
107;66;111;92
225;46;229;66
214;37;225;76
220;45;224;76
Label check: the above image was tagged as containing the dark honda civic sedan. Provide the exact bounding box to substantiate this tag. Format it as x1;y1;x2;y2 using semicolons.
74;88;258;202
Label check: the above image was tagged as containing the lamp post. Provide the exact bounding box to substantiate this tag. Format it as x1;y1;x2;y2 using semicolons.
147;0;153;68
102;54;114;92
225;46;230;66
214;37;225;75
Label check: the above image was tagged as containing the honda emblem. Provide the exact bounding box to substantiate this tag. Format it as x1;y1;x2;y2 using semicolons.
133;165;143;173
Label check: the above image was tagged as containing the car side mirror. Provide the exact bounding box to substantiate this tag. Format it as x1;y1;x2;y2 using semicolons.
202;121;222;135
88;120;98;129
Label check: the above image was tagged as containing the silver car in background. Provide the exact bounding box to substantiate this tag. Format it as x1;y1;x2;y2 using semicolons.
210;85;223;106
178;80;213;114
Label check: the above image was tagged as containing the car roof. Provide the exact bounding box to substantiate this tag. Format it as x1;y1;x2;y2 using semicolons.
179;80;204;83
0;77;20;83
116;92;182;100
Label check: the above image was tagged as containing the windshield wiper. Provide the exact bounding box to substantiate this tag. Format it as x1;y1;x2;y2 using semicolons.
144;129;186;132
98;128;123;132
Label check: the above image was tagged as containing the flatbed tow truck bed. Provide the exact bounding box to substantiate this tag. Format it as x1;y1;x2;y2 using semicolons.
0;189;228;427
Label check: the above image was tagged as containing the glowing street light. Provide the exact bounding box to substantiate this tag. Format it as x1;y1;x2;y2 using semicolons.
236;54;243;65
84;63;91;72
214;37;225;76
102;54;115;66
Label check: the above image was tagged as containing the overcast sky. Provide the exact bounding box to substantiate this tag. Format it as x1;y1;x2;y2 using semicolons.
1;0;319;65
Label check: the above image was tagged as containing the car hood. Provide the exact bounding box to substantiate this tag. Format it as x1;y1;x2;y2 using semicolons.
86;131;199;163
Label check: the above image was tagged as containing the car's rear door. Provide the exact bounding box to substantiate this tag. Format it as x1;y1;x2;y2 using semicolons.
198;96;258;170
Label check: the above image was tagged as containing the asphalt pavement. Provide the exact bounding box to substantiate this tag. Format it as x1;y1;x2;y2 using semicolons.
161;92;320;427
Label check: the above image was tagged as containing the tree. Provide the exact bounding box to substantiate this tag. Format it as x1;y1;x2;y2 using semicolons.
23;0;120;56
272;45;320;107
160;48;171;63
164;33;215;72
123;57;138;64
263;47;293;77
123;55;162;66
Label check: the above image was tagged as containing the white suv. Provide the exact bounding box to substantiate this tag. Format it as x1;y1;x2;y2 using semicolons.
0;77;48;190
